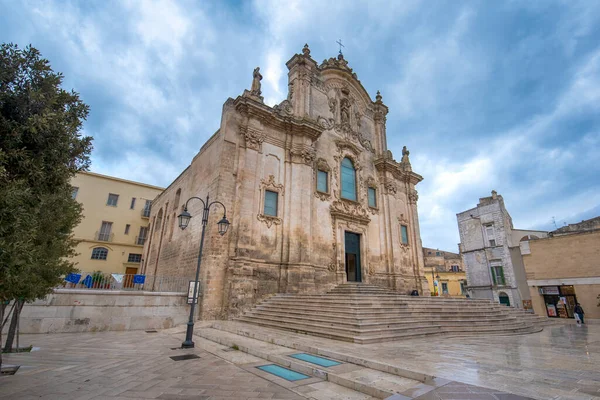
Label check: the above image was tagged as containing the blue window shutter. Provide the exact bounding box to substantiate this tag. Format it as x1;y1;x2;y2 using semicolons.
341;158;357;201
264;190;278;216
368;188;376;207
317;170;328;192
401;225;409;244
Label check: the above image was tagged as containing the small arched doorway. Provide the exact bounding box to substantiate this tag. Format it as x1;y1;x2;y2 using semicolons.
499;292;510;306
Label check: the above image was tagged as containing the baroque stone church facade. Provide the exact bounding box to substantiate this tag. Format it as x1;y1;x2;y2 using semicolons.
142;45;429;319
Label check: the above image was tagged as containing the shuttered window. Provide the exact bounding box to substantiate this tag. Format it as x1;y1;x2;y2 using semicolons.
368;187;376;207
341;157;357;201
401;225;409;245
264;190;278;216
317;170;328;193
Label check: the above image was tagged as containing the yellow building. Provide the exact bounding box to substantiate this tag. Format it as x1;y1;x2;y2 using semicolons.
523;217;600;322
423;247;466;297
70;172;164;275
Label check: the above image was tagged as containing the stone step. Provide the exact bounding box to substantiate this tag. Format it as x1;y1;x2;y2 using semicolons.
236;283;543;343
256;303;516;316
240;314;532;336
239;314;445;336
269;297;498;308
247;310;524;328
252;307;517;322
237;316;446;343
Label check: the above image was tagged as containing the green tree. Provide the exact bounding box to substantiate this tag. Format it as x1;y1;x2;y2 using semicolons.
0;44;92;363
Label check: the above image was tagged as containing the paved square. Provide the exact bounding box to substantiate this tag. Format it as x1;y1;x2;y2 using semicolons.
0;330;307;400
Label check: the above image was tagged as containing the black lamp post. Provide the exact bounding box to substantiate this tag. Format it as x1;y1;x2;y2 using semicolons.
177;194;230;349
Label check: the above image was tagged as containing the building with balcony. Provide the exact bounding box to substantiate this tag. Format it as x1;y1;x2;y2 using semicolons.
456;191;548;309
70;171;163;275
422;247;466;297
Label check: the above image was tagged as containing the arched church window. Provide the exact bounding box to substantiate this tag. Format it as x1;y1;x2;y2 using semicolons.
341;157;357;201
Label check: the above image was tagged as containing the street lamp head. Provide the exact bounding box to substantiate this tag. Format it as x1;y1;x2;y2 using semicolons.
217;215;230;236
178;209;192;230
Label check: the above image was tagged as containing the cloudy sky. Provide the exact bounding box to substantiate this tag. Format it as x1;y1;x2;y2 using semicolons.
2;0;600;251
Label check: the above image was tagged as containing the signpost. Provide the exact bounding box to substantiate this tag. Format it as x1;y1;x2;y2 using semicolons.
187;281;201;304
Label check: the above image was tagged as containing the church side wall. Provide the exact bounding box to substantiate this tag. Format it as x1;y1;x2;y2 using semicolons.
144;130;226;317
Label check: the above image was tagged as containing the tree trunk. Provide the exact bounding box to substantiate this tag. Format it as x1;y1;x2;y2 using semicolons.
0;302;6;371
3;300;24;353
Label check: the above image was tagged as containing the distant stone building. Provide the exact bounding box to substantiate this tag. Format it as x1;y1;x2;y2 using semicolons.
142;45;429;319
71;172;163;275
524;217;600;321
456;191;547;308
422;247;466;297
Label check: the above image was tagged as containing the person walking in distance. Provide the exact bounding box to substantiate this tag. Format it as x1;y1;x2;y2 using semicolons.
574;303;585;325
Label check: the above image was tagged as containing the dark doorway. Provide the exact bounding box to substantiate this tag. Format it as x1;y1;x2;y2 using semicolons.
344;232;361;282
499;292;510;306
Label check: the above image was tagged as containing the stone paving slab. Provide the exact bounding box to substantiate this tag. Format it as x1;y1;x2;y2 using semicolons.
208;321;600;400
1;329;376;400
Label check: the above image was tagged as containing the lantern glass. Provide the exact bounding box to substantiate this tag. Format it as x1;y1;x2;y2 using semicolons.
217;215;230;236
178;209;192;230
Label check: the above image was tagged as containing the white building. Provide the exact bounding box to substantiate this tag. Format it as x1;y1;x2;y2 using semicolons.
456;191;547;309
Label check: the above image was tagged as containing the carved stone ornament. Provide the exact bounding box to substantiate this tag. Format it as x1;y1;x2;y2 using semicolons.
242;127;265;151
315;158;331;172
385;182;397;195
317;116;335;130
291;146;316;165
319;53;353;74
328;263;337;272
367;264;375;276
315;191;330;201
273;99;293;116
397;214;409;224
408;189;419;204
330;199;370;223
261;175;284;195
257;214;282;228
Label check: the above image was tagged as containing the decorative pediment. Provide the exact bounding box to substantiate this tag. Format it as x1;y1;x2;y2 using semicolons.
261;175;284;195
334;139;361;161
330;199;370;224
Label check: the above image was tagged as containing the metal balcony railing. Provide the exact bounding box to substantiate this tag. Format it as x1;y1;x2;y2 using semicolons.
60;273;189;293
95;231;114;242
141;208;151;218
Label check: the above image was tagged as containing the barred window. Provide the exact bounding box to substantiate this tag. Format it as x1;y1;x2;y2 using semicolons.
91;247;108;260
128;253;142;263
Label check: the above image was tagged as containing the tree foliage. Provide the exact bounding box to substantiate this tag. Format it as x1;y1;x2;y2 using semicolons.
0;43;93;353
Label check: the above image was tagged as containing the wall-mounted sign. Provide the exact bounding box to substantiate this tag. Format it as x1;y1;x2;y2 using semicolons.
541;286;559;295
522;300;532;310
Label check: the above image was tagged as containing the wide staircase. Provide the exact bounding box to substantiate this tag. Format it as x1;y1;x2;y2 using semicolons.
236;283;551;344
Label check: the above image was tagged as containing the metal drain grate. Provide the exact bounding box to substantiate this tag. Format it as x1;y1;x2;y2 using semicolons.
145;329;158;333
170;354;200;361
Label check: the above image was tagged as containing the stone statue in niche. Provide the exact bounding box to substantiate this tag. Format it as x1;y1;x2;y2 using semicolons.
340;98;351;125
251;67;262;96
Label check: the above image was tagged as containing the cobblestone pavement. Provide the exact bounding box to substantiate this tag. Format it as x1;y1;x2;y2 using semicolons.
0;330;311;400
